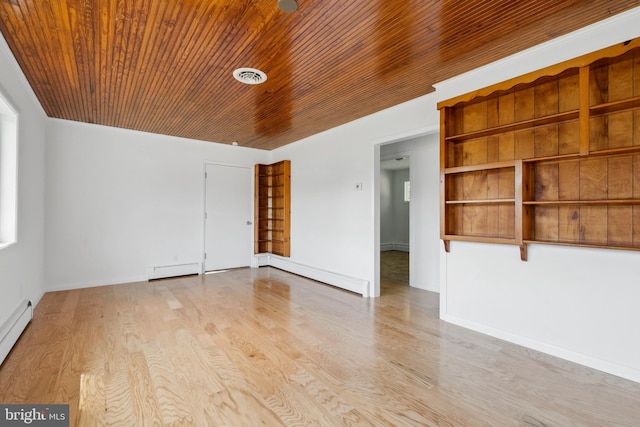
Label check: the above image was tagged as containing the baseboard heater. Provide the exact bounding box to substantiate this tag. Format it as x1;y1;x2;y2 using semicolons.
0;300;33;366
148;263;201;280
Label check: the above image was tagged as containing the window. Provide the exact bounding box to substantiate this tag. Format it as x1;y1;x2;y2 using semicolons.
404;180;410;203
0;91;18;249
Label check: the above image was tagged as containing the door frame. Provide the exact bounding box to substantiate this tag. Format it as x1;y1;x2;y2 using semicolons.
202;161;255;273
372;125;439;297
379;149;413;288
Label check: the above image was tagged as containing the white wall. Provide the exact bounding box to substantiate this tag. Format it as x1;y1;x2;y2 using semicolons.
270;93;439;296
45;120;269;290
392;169;410;247
435;8;640;382
0;33;47;324
379;168;394;247
268;127;376;292
379;167;409;251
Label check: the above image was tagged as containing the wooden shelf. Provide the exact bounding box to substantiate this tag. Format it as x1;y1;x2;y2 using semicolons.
446;199;515;204
522;145;640;165
589;145;640;157
444;160;516;174
521;153;582;164
443;235;517;245
255;160;291;257
444;110;579;143
524;199;640;205
525;240;640;252
590;96;640;116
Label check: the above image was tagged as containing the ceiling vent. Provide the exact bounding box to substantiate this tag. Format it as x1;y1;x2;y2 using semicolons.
278;0;298;13
233;68;267;85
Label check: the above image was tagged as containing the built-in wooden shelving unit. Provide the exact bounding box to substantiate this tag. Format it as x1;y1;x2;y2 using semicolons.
439;38;640;260
255;160;291;257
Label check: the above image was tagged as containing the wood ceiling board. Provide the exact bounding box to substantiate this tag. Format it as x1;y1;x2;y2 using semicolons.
0;0;638;150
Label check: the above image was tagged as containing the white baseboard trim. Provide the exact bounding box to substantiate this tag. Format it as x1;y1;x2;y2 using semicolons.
394;243;409;252
441;312;640;384
409;281;439;293
380;243;409;252
148;262;201;280
48;262;201;292
258;255;370;297
46;275;149;292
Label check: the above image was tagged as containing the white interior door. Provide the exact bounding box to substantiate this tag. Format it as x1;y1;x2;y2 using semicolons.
205;163;253;271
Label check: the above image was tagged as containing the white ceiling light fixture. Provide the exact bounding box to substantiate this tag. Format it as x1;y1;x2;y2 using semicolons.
233;68;267;85
278;0;298;13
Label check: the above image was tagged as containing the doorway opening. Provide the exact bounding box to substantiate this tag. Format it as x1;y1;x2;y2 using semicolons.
380;152;410;293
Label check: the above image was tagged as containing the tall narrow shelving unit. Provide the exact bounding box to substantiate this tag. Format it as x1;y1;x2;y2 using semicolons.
439;38;640;260
255;160;291;257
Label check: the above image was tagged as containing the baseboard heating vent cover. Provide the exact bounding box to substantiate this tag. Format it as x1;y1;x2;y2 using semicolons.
148;263;201;280
0;300;32;366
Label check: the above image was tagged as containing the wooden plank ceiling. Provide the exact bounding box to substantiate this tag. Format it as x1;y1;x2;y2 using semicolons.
0;1;638;150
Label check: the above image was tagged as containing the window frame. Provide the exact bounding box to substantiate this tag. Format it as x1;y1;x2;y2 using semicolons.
0;88;18;250
403;180;410;203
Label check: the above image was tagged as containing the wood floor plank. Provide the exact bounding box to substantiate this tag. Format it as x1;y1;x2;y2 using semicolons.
77;359;106;426
1;267;640;426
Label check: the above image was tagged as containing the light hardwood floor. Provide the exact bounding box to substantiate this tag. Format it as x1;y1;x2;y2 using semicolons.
380;250;409;285
1;267;640;426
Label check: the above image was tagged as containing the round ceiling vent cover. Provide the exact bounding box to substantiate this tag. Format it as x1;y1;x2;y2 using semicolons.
278;0;298;13
233;68;267;85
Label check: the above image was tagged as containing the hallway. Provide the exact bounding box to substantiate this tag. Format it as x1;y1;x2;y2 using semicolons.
380;250;409;284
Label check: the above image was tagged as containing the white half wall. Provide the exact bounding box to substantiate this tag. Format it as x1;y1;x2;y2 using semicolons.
441;242;640;381
436;7;640;383
0;31;46;332
45;120;269;290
